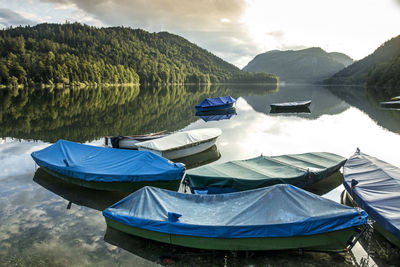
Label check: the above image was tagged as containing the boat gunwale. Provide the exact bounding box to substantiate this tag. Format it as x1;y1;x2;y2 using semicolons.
137;136;220;153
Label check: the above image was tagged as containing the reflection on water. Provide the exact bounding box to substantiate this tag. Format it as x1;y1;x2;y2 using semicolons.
328;85;400;133
1;83;400;266
0;84;277;143
33;168;129;211
195;107;237;122
104;226;354;266
174;145;221;170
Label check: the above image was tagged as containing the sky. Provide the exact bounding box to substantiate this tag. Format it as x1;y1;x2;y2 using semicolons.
0;0;399;68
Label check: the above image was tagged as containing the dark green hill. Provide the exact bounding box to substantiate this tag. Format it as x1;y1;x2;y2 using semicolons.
0;23;277;86
325;35;400;86
242;47;353;83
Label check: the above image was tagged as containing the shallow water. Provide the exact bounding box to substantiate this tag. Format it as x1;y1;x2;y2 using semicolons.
1;84;400;266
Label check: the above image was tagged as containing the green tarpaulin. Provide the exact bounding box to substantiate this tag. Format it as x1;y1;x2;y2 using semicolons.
186;152;346;193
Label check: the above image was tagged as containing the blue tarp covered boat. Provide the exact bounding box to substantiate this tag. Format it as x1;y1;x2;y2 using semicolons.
195;96;237;111
343;149;400;247
103;185;368;251
31;140;185;192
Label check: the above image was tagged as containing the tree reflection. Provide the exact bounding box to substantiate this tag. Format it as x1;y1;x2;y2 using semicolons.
0;83;278;142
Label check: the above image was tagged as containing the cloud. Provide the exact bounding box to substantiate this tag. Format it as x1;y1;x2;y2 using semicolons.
0;8;36;27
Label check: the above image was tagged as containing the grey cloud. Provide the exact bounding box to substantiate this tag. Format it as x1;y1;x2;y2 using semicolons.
0;8;36;28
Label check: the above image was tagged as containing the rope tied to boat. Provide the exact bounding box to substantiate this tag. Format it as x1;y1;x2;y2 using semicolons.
350;179;359;198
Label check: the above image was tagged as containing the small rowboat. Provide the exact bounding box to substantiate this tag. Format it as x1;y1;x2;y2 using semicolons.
31;140;185;192
195;96;237;111
186;152;346;194
270;100;312;111
343;149;400;248
107;131;170;149
103;185;368;251
135;128;222;160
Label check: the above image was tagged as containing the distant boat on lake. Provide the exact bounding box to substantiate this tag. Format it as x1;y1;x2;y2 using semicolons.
135;128;222;160
195;96;236;111
103;185;368;251
342;149;400;248
31;140;185;192
270;100;312;111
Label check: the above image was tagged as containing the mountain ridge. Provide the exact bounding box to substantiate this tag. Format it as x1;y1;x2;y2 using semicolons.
243;47;353;83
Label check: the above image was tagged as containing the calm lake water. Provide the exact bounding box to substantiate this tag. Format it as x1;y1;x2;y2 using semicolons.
1;84;400;266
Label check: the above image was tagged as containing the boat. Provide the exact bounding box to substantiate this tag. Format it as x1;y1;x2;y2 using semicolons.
270;100;312;111
195;96;237;111
103;185;368;251
343;149;400;248
391;96;400;101
108;130;170;149
135;128;222;160
195;108;237;122
186;152;346;194
380;100;400;109
31;140;185;192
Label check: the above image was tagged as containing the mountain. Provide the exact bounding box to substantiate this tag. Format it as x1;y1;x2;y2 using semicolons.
242;47;353;83
325;35;400;87
0;23;277;86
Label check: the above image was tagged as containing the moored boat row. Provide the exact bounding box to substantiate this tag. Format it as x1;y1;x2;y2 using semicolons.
29;96;400;253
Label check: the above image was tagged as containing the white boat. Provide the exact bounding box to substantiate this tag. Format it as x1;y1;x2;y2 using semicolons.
108;131;170;149
135;128;222;160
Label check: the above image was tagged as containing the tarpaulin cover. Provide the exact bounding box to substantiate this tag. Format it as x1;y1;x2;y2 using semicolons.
343;150;400;240
31;140;185;182
195;96;236;110
135;128;221;152
270;100;312;108
103;185;367;238
187;152;346;193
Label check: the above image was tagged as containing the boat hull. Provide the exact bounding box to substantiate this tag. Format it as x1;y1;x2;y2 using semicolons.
40;166;181;192
105;217;359;251
270;100;312;111
138;137;218;160
341;190;400;248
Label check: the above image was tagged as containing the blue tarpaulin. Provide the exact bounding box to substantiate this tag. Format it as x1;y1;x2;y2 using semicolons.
195;96;236;111
31;140;185;182
103;184;367;238
343;150;400;240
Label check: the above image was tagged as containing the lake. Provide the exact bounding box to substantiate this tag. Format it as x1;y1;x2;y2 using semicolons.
1;83;400;266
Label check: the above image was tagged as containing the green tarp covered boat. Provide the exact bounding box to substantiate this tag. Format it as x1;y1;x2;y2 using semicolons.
186;152;346;194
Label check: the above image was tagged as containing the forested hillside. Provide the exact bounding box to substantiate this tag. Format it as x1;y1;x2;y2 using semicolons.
242;47;353;83
0;23;277;86
325;35;400;87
